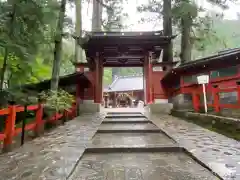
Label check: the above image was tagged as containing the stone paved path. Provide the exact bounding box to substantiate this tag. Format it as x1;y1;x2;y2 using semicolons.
0;113;105;180
149;113;240;180
69;110;219;180
0;107;238;180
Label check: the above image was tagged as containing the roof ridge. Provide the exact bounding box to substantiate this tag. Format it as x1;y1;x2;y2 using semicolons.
180;47;240;67
109;76;119;89
118;73;143;79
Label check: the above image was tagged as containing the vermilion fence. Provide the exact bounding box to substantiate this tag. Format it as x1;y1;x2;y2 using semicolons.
0;102;77;151
169;80;240;114
190;86;240;113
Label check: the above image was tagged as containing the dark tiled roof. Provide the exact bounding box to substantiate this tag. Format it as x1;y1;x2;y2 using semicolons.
22;72;90;92
104;74;143;92
162;47;240;83
178;47;240;69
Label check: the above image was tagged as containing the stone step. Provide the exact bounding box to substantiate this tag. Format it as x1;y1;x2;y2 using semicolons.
89;132;176;148
98;122;158;131
103;117;148;123
68;151;219;180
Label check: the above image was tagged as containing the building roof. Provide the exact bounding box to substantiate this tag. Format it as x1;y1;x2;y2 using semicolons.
162;47;240;84
21;72;90;93
104;74;143;92
77;31;175;67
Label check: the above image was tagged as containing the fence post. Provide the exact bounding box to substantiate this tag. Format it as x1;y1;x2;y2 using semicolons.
35;100;44;137
192;92;200;112
213;85;220;113
237;82;240;105
3;101;16;152
72;103;76;118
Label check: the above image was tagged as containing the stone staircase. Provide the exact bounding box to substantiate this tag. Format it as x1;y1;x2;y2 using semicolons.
68;111;220;180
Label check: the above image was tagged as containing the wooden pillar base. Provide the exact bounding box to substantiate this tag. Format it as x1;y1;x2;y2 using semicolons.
2;143;13;153
34;124;44;137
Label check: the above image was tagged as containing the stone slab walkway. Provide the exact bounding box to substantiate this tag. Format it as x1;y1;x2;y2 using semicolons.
0;113;105;180
149;114;240;180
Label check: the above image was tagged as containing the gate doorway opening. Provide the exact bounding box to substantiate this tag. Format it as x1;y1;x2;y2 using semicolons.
103;67;145;108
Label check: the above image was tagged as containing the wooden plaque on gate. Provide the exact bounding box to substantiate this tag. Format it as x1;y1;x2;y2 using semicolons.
152;66;162;72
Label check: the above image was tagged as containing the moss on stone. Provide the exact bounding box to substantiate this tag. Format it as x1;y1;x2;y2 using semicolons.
171;111;240;141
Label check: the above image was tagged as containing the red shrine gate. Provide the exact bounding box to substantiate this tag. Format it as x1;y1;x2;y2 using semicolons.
74;31;176;107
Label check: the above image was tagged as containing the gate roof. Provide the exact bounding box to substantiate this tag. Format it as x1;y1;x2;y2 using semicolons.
78;31;175;67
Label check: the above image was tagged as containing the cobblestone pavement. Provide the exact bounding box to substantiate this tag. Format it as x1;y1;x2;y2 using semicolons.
69;110;219;180
69;152;218;180
149;113;240;180
0;113;105;180
0;107;238;180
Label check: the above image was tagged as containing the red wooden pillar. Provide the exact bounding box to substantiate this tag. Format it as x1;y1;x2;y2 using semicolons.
192;92;200;112
94;52;101;103
213;86;220;113
3;103;16;152
99;57;103;104
143;54;149;104
144;52;153;104
35;103;44;136
75;65;84;112
237;84;240;105
148;55;153;104
76;72;80;104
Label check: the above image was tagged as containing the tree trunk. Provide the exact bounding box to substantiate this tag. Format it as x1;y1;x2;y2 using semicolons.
180;17;192;63
0;48;9;90
51;0;67;91
0;0;16;90
92;0;102;31
75;0;83;63
162;0;173;62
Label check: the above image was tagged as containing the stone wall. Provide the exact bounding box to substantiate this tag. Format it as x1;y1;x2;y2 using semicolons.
170;94;193;111
171;110;240;140
218;108;240;119
78;102;100;113
148;103;173;114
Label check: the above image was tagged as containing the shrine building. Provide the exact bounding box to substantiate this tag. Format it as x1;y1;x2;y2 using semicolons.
74;30;240;116
162;48;240;117
75;31;176;113
103;74;144;107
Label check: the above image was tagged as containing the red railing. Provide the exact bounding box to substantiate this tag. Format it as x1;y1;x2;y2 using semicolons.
191;86;240;113
0;102;77;150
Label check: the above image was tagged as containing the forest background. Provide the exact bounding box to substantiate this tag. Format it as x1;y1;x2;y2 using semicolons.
0;0;239;90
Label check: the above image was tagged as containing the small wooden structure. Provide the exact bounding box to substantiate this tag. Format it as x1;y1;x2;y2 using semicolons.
116;93;132;107
104;74;144;108
22;72;90;95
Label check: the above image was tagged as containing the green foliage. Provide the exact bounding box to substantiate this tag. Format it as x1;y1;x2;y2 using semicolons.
40;89;75;113
103;68;112;85
102;0;129;30
137;0;240;60
0;0;75;89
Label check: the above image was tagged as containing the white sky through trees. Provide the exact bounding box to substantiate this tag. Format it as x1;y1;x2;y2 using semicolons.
67;0;240;32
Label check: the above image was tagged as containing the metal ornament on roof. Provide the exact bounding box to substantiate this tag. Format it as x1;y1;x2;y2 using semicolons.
118;59;128;64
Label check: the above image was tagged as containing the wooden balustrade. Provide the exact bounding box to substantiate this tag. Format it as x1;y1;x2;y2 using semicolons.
0;102;77;152
191;86;240;113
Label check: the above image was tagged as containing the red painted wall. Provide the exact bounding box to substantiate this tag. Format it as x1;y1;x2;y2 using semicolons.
82;71;95;100
152;71;168;100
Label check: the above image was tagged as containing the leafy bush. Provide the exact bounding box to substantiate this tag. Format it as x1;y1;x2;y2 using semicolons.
39;89;75;114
